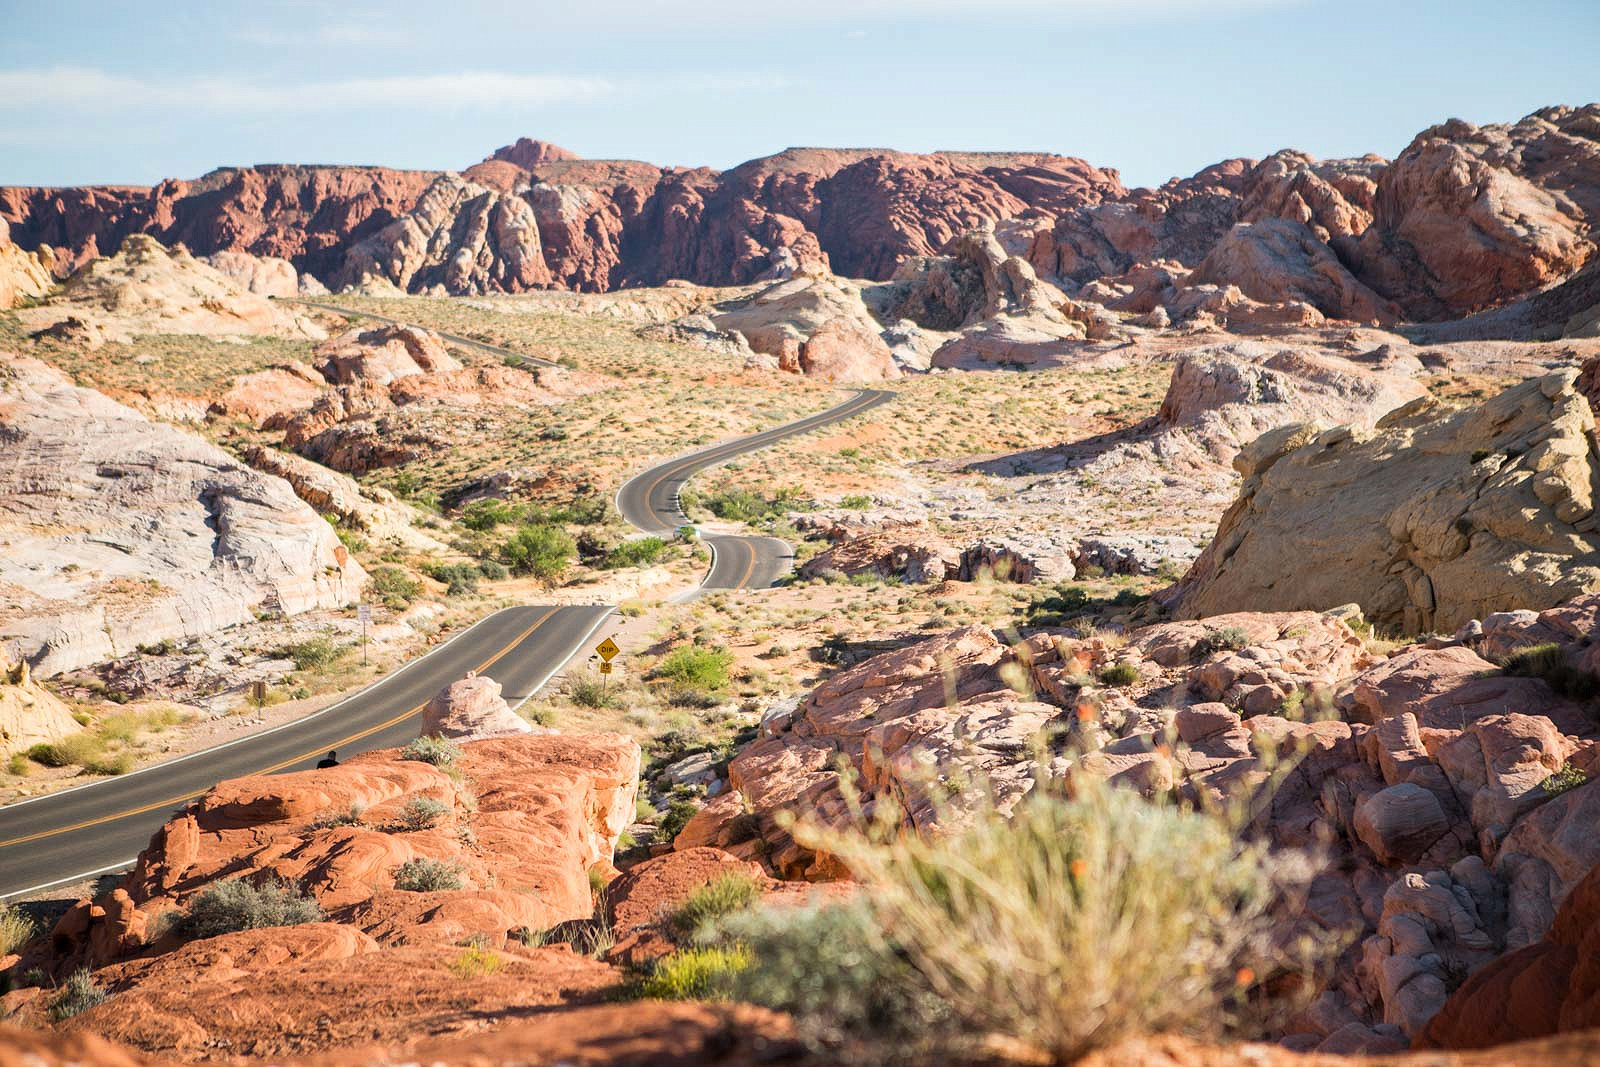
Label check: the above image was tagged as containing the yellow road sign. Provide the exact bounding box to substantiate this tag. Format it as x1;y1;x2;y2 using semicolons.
598;661;613;675
595;636;620;661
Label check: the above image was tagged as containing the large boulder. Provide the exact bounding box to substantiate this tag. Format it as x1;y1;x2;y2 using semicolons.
1190;218;1399;324
1161;369;1600;633
0;651;81;758
710;270;899;382
0;355;365;676
421;673;533;742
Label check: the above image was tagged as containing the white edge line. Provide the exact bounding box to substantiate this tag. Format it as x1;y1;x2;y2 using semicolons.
3;606;608;902
506;607;616;712
3;857;139;902
0;607;525;814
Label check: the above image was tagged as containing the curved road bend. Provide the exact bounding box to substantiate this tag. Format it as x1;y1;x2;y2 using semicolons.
284;298;561;369
1;348;892;897
616;388;895;590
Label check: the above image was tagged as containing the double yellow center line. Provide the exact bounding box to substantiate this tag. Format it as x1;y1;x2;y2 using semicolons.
0;611;556;850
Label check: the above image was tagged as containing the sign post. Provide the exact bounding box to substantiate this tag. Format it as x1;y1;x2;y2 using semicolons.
250;680;268;714
358;603;371;665
595;637;620;693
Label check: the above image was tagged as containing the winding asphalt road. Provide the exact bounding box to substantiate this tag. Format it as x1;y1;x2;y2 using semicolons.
0;319;891;899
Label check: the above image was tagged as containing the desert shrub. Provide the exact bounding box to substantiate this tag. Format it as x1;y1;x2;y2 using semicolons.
1190;626;1253;661
667;872;762;941
285;636;342;672
501;522;575;579
743;778;1324;1061
701;487;810;523
653;643;734;692
173;878;324;941
1502;642;1599;701
0;903;35;955
720;900;945;1049
602;536;670;570
461;498;522;531
477;560;510;580
635;945;751;1000
397;796;449;830
369;566;421;610
428;562;481;596
1098;662;1141;688
311;804;365;830
838;494;873;510
48;969;107;1021
1543;763;1589;796
448;942;504;978
656;799;701;845
394;857;463;892
401;736;462;768
26;733;106;769
568;675;621;710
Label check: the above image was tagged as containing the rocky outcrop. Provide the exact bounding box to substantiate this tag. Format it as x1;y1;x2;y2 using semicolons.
11;105;1589;317
709;271;899;381
0;651;80;758
421;673;533;742
335;174;550;294
1161;369;1600;633
1419;862;1600;1049
798;524;962;583
0;355;365;676
0;216;52;309
15;235;325;341
201;250;301;297
679;593;1600;1047
1189;218;1399;324
236;445;443;550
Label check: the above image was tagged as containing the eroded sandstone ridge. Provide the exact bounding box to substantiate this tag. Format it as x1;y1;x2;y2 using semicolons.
5;106;1596;322
1160;368;1600;632
0;355;366;676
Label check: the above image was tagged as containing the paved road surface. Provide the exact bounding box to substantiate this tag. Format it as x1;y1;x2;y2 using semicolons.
615;389;895;590
0;316;892;898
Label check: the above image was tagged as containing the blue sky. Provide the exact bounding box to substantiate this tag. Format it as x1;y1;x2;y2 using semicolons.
3;0;1596;189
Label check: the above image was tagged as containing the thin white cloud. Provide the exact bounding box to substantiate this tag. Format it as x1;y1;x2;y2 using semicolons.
230;24;417;48
0;67;789;116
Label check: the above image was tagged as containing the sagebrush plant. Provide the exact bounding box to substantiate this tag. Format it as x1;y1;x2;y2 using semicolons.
401;735;462;768
394;857;463;892
397;796;450;830
745;773;1328;1063
1190;626;1253;661
0;902;36;955
567;675;622;710
48;969;108;1021
653;643;734;692
1097;661;1141;688
173;878;324;941
667;872;762;941
310;804;366;830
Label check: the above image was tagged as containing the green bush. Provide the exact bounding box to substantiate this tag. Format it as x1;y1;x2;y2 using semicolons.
501;522;575;580
653;643;734;692
173;878;324;941
397;796;449;830
48;969;107;1021
719;901;945;1050
477;560;510;581
1098;662;1141;688
700;487;811;523
284;636;342;672
602;536;670;570
370;566;421;610
568;676;621;710
448;942;504;977
26;733;104;769
1190;626;1253;661
393;857;463;892
1502;643;1599;701
401;736;462;768
838;494;873;510
635;945;751;1000
667;873;762;941
751;778;1326;1062
461;498;522;531
656;799;701;844
427;563;481;596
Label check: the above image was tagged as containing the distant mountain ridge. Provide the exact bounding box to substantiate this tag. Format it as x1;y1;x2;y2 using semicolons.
4;104;1598;321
